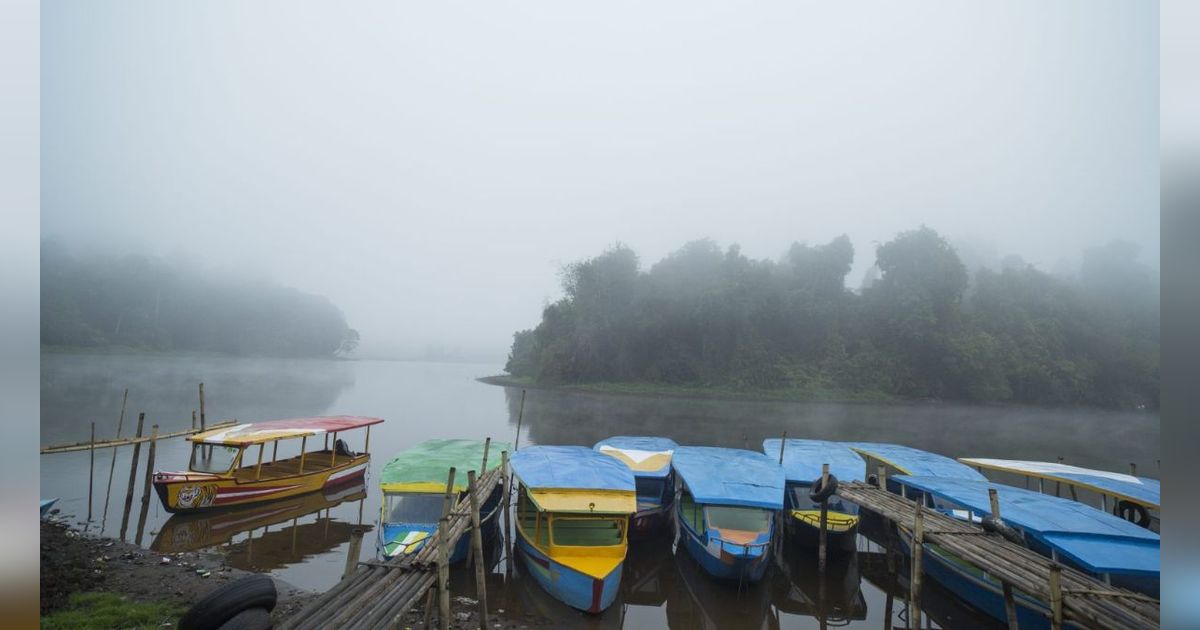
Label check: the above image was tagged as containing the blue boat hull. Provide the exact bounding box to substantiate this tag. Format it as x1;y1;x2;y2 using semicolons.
515;532;623;613
679;525;771;582
379;486;501;563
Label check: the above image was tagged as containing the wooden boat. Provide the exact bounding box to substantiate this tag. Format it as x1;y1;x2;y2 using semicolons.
594;436;678;538
763;438;865;553
511;445;636;613
153;416;382;513
671;446;784;584
895;475;1159;629
376;438;509;562
959;457;1160;530
848;442;985;514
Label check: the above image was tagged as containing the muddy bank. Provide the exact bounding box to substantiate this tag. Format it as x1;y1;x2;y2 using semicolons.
40;518;315;622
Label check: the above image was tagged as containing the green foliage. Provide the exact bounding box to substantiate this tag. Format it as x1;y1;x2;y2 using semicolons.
41;241;355;357
41;592;183;630
507;229;1159;409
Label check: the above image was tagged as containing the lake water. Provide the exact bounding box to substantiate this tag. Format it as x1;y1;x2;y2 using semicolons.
40;353;1159;629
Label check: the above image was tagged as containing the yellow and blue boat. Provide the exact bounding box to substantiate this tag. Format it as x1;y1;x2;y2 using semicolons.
763;438;865;553
510;445;636;613
377;438;510;562
594;436;678;538
671;446;785;583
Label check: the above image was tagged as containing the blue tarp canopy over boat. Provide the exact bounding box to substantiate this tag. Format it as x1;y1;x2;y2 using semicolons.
672;446;785;510
594;436;678;478
849;442;986;480
894;475;1160;577
510;446;636;492
762;439;866;485
958;458;1160;509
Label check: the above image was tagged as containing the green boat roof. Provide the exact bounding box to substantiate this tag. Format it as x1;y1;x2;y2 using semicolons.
379;438;511;494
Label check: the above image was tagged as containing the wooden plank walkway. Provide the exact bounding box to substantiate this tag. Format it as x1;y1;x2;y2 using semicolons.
837;481;1159;629
279;464;505;630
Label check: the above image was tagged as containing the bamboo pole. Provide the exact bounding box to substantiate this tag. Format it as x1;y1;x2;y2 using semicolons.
468;470;488;629
101;389;129;526
87;422;96;522
990;488;1020;629
119;413;145;539
439;467;457;630
192;410;197;430
910;500;924;629
514;389;526;451
777;431;787;464
299;436;307;473
140;425;159;509
1050;563;1064;630
344;527;364;578
818;462;830;573
198;382;206;431
481;437;491;474
1130;463;1137;476
502;451;513;576
41;420;237;454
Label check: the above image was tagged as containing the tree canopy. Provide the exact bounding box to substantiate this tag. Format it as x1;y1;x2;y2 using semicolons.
41;241;358;358
506;227;1158;410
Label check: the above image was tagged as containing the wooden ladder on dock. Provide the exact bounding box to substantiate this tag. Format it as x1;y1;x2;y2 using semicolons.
837;481;1159;630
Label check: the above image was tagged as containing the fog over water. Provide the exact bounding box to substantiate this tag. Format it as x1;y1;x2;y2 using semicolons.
41;1;1158;360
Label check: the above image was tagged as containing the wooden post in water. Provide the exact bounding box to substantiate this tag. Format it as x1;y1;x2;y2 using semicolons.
909;501;924;629
438;467;457;630
87;422;96;522
299;436;307;474
501;451;513;576
120;413;146;538
480;437;491;474
1055;456;1063;497
140;425;159;509
877;464;886;489
514;389;526;451
1130;462;1137;476
777;431;787;464
989;489;1019;629
343;527;364;578
468;470;488;629
818;463;830;573
1049;563;1064;630
101;389;129;525
198;382;206;431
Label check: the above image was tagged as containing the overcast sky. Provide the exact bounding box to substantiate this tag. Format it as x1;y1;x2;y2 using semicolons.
41;1;1159;360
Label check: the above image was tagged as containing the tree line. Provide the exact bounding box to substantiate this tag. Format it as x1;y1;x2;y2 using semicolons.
505;227;1158;409
41;241;359;358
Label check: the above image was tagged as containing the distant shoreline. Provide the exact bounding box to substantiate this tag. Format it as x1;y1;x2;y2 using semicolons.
476;373;900;405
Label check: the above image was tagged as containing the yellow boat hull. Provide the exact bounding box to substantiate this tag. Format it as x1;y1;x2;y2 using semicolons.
153;454;369;513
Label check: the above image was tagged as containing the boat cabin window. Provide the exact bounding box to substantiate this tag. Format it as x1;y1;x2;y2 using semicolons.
190;444;241;474
635;477;667;501
706;505;771;532
551;517;625;547
384;493;445;523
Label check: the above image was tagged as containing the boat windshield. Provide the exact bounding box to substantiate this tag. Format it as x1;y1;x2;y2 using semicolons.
706;505;771;532
190;444;241;474
384;493;445;524
635;477;666;501
551;517;625;547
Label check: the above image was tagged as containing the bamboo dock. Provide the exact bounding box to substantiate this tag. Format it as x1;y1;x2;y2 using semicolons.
280;459;506;630
836;481;1159;630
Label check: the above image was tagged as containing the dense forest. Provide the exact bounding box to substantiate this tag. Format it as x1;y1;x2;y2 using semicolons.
505;228;1159;409
41;241;359;358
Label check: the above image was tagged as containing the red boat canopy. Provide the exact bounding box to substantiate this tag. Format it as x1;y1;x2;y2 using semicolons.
189;416;384;446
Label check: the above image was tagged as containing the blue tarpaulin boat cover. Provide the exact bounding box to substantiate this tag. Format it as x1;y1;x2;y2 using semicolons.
894;475;1160;577
849;443;986;480
593;436;678;478
958;458;1160;509
672;446;784;510
510;446;636;492
763;439;866;485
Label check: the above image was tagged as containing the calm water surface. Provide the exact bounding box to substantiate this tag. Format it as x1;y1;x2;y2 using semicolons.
41;353;1159;629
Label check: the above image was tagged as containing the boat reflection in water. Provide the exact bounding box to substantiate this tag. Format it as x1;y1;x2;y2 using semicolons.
665;543;776;630
151;481;368;571
772;543;867;626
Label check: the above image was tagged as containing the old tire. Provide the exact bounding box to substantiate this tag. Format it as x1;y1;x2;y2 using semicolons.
1115;500;1152;529
217;607;272;630
809;474;839;503
179;575;277;630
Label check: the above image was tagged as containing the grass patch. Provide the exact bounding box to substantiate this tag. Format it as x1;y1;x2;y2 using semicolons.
42;592;184;630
